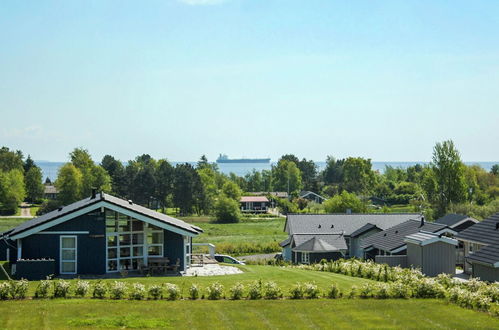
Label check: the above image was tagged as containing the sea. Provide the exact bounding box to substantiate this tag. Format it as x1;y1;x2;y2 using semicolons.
36;161;498;183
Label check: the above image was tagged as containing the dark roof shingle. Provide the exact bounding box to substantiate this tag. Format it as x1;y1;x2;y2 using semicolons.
456;213;499;245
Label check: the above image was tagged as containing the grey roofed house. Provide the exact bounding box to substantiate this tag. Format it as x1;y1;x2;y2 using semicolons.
455;212;499;280
293;237;340;252
281;213;422;261
435;213;478;232
360;219;453;257
299;191;327;204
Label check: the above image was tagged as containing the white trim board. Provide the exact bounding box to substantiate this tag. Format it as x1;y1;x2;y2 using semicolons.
9;201;198;240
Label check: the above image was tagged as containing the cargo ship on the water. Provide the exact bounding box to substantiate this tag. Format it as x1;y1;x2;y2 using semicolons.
216;154;270;164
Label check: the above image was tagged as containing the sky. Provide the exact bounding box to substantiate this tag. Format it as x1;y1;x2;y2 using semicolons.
1;0;498;163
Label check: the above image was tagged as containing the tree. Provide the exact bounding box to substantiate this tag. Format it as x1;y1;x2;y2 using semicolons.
23;155;36;173
342;157;375;194
491;164;499;176
213;196;241;223
55;163;82;205
173;163;200;215
272;160;303;195
431;140;467;216
101;155;127;196
323;191;367;213
297;158;318;192
155;159;175;211
0;147;24;172
25;166;44;202
323;156;344;186
0;169;26;214
70;148;97;197
222;181;242;201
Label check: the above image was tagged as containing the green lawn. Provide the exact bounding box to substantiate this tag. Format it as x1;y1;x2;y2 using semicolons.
14;265;373;296
0;299;497;329
0;217;29;233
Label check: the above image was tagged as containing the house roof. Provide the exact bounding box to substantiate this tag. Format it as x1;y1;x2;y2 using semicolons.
7;192;203;238
350;223;380;238
299;191;327;201
455;213;499;245
240;196;269;203
404;231;458;246
279;236;292;247
435;213;478;228
360;219;450;252
291;233;348;250
292;237;340;253
248;192;288;198
466;243;499;268
285;213;421;236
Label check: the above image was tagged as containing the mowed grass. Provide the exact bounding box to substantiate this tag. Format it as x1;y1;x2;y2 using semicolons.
0;217;29;232
14;265;373;296
0;299;497;329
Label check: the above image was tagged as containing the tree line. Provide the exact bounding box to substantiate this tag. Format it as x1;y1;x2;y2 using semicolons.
1;140;498;221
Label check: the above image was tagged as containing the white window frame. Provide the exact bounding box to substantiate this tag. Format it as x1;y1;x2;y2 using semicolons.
301;252;310;264
60;235;77;275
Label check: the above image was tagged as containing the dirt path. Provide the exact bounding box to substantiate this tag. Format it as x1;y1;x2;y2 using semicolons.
20;203;32;217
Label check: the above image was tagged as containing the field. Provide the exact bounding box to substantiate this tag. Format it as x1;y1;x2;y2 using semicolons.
0;217;28;233
1;299;497;329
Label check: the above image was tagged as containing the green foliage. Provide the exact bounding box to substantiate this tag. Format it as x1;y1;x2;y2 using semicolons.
188;284;200;300
229;282;244;300
272;159;303;194
213;196;241;223
247;281;262;300
164;283;180;301
110;281;127;300
289;283;305;299
74;280;90;298
0;169;25;215
55;163;82;204
0;147;24;172
25;166;44;203
92;281;108;299
263;281;282;299
323;191;367;213
206;282;224;300
53;280;71;298
129;283;146;300
34;279;51;298
221;181;242;201
173;163;205;215
342;157;375;194
275;197;298;215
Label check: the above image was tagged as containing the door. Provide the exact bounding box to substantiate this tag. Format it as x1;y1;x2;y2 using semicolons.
60;236;77;274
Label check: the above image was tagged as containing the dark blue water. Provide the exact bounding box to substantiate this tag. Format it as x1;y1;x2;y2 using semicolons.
36;160;497;183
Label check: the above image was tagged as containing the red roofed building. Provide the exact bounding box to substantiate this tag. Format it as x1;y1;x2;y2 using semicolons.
240;196;270;213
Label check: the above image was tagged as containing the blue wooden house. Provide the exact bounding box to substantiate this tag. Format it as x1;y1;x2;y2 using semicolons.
0;191;202;278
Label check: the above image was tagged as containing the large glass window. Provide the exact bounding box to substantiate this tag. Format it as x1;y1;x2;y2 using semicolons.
60;236;77;274
105;210;164;272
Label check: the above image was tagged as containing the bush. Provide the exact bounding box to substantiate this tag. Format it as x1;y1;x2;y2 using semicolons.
411;279;445;299
390;281;411;299
110;281;127;300
129;283;146;300
92;281;107;299
148;285;163;300
34;279;51;298
229;283;244;300
165;283;180;301
0;282;10;300
189;284;200;300
9;279;29;299
359;283;375;299
326;283;341;299
74;280;90;298
213;196;241;223
263;281;282;300
374;283;390;299
304;282;319;299
206;282;224;300
53;279;71;298
348;285;358;299
247;281;262;300
289;283;304;299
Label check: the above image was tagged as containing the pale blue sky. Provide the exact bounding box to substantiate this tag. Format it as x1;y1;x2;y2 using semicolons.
1;0;498;162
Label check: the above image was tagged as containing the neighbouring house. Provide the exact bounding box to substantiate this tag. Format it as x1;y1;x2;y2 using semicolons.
455;212;499;282
435;213;478;232
0;190;202;279
44;185;58;200
299;191;327;204
360;218;455;259
280;213;422;263
248;192;289;199
240;196;270;213
403;232;458;276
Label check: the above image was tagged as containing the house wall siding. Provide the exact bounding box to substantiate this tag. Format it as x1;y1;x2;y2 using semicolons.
407;241;456;277
472;263;499;282
351;229;382;258
20;211;106;275
163;230;185;270
293;251;342;263
282;246;291;261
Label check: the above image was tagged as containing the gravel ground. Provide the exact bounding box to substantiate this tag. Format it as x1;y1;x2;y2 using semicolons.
184;264;243;277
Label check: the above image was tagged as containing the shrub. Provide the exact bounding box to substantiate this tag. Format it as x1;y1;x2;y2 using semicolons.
165;283;180;301
74;280;90;298
129;283;146;300
229;283;244;300
374;283;390;299
110;281;127;300
390;281;411;299
412;278;445;299
206;282;224;300
148;284;163;300
247;281;263;300
289;283;304;299
263;281;282;300
9;279;29;299
348;285;358;299
326;283;341;299
34;279;51;298
359;283;375;299
304;282;319;299
189;284;200;300
92;281;107;299
53;279;71;298
213;196;241;223
0;282;10;300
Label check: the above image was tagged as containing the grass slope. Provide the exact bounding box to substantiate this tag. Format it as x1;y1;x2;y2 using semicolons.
0;299;497;329
0;217;29;233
